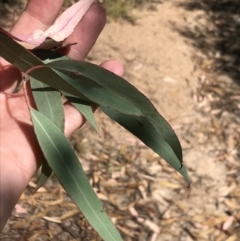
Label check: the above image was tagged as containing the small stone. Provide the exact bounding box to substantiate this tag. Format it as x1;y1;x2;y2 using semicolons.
162;76;177;84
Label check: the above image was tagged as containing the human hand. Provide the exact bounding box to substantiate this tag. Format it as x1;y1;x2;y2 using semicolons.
0;0;124;230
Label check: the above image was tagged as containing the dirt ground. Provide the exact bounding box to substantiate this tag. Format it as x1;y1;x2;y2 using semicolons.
1;0;240;240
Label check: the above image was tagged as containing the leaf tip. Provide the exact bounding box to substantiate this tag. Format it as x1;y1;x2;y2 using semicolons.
178;163;190;186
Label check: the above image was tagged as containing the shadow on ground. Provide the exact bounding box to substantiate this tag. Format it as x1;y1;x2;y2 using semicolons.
176;0;240;85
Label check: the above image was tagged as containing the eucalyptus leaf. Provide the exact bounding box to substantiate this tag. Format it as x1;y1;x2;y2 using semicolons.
30;77;65;190
30;108;123;241
46;60;186;179
27;50;97;132
0;33;84;97
53;69;142;116
47;61;181;157
30;77;65;130
34;161;52;193
101;106;190;183
30;49;98;132
64;93;98;132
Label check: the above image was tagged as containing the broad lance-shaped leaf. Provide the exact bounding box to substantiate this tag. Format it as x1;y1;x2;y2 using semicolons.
30;77;65;191
0;32;86;98
46;61;185;176
31;50;98;132
30;108;123;241
30;78;65;130
34;161;52;193
52;69;142;116
64;92;98;132
46;61;181;157
1;30;96;131
0;32;188;181
0;33;98;186
0;33;76;190
0;32;188;180
101;106;190;183
29;50;141;116
51;70;188;182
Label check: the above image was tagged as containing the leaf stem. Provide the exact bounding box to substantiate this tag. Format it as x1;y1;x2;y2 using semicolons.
24;65;45;75
22;80;31;111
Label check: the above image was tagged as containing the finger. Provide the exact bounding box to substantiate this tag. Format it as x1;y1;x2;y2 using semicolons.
64;59;124;137
8;3;106;95
0;0;65;94
58;3;106;61
0;63;22;93
10;0;65;35
1;2;105;94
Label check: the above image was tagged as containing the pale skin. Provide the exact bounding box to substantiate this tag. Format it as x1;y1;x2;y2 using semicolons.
0;0;124;230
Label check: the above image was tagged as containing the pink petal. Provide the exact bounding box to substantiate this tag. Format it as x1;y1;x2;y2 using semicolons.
14;0;94;45
46;0;94;41
15;29;47;45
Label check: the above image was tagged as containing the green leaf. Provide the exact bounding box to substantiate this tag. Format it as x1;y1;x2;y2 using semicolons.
0;34;96;186
0;32;41;71
64;92;98;132
33;160;52;193
32;50;98;131
30;108;123;241
46;60;186;180
30;77;65;190
0;33;72;191
30;51;141;116
0;33;189;182
30;77;65;130
0;32;84;97
30;49;97;132
101;106;190;183
53;69;142;116
47;61;181;156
